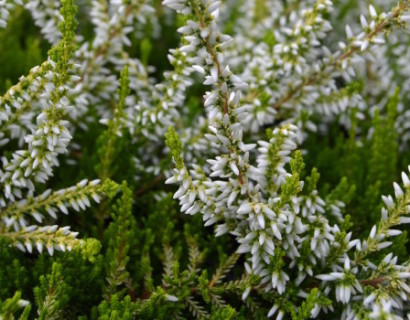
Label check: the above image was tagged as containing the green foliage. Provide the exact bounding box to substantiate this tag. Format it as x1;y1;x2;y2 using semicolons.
104;182;136;300
0;239;29;300
304;88;402;229
290;289;331;320
165;126;184;170
97;294;137;320
34;263;70;319
277;151;304;208
0;292;31;320
0;9;45;95
95;67;136;183
209;305;242;320
48;0;78;79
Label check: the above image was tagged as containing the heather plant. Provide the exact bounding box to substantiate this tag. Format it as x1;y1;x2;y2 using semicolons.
1;0;410;319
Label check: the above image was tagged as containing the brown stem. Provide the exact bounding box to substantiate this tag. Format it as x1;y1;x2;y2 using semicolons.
134;175;165;197
360;276;387;287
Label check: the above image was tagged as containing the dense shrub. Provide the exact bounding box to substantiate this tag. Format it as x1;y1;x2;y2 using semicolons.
1;0;410;319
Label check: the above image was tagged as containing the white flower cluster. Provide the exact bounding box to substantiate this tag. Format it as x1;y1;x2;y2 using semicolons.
25;0;63;44
0;178;103;255
1;1;61;43
1;179;101;227
68;0;156;126
0;62;53;147
0;0;22;28
7;225;81;255
315;169;410;319
0;0;109;255
220;1;410;141
223;0;334;133
0;0;165;176
0;57;76;203
163;0;410;318
22;0;190;177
